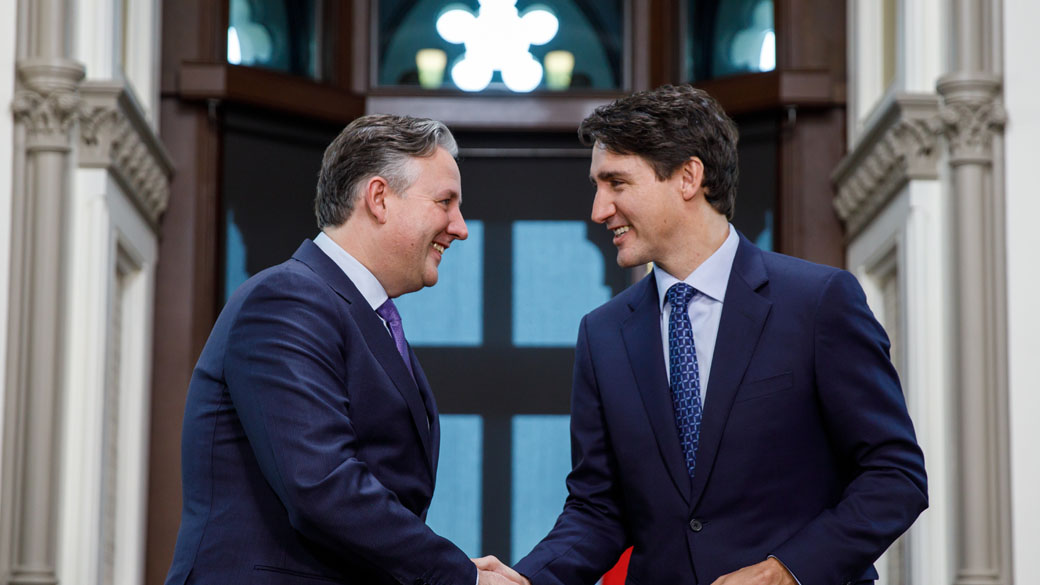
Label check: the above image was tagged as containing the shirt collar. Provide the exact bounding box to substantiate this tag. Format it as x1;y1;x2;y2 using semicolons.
654;224;739;308
313;231;388;311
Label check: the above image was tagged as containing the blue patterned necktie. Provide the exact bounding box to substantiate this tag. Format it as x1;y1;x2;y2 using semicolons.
667;282;703;477
376;298;415;379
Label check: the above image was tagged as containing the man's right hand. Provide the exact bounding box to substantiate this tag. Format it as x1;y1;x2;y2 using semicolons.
474;556;531;585
479;569;526;585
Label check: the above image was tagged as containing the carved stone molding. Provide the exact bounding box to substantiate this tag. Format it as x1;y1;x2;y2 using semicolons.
937;74;1006;166
11;58;86;152
832;94;942;238
78;81;174;226
10;70;173;225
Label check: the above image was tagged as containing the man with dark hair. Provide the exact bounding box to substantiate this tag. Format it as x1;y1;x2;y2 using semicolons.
478;85;927;585
165;114;509;585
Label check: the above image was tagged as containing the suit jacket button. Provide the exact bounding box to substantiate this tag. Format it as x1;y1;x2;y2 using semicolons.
689;518;703;532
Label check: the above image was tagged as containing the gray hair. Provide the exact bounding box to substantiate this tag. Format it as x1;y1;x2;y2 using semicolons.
315;114;458;228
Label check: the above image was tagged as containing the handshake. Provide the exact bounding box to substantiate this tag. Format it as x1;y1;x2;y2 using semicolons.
472;556;531;585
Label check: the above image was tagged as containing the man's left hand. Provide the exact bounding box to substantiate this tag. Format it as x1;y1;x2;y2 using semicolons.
710;557;796;585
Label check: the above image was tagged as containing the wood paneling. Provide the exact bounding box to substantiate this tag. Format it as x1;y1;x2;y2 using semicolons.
147;99;220;585
147;0;223;582
773;0;847;264
178;63;364;123
778;105;846;266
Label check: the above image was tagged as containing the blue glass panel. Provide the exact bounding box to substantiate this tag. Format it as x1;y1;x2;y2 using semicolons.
731;115;777;252
511;415;571;563
225;210;251;303
227;0;321;79
686;0;776;81
396;220;484;346
754;210;773;251
712;0;775;76
512;221;611;347
426;414;484;558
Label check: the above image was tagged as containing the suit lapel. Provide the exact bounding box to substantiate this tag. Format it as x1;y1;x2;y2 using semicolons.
412;353;440;476
621;275;691;505
292;240;435;477
689;235;771;510
348;302;436;476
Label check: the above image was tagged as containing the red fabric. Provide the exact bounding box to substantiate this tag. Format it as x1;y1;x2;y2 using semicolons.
601;547;632;585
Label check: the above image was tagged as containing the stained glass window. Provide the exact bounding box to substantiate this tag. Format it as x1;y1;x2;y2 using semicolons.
377;0;623;92
686;0;775;81
227;0;323;79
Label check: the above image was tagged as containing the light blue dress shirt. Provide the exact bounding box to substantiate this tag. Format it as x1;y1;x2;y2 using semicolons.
654;224;739;405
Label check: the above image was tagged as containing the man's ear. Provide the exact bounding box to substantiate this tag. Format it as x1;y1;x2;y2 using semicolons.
679;156;706;202
363;176;391;223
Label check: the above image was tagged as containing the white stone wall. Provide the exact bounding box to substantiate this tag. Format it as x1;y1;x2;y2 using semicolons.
846;2;1033;584
51;0;167;578
0;0;18;496
59;169;158;585
74;0;161;125
1003;2;1040;582
843;2;961;583
846;0;944;146
847;181;952;585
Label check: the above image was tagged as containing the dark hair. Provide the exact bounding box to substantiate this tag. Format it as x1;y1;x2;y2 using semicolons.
578;84;739;219
315;113;458;228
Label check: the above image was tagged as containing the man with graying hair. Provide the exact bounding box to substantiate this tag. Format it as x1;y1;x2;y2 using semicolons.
166;114;509;585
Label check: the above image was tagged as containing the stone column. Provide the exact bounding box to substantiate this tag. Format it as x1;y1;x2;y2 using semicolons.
937;1;1012;584
1;0;85;583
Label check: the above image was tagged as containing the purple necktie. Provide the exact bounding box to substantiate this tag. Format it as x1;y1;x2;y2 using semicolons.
376;298;414;379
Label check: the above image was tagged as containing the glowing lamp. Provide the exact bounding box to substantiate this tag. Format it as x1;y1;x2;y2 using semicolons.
435;0;560;93
544;50;574;90
416;48;448;88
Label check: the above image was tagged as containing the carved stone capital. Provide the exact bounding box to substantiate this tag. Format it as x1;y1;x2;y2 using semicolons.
937;74;1006;166
11;88;84;151
832;94;942;238
12;58;87;151
78;82;174;226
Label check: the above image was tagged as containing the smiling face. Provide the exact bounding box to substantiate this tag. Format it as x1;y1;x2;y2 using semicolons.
589;145;687;271
382;146;468;296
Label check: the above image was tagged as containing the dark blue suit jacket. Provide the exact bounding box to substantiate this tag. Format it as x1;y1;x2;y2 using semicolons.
514;234;927;585
165;240;475;585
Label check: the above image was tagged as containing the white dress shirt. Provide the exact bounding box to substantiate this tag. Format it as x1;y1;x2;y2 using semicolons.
654;224;739;405
314;232;389;312
313;232;437;464
314;233;419;373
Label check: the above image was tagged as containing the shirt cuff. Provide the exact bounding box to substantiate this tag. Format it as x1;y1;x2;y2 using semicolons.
768;555;802;585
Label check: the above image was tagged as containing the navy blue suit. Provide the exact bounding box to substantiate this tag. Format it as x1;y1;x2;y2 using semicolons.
515;234;927;585
165;240;475;585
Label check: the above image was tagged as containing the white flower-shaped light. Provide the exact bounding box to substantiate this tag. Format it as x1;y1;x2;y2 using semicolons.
436;0;559;93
